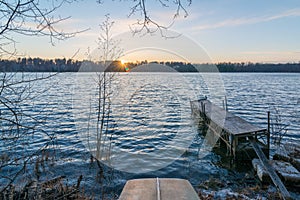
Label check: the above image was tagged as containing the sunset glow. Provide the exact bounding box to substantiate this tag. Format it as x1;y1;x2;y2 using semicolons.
6;1;300;63
120;60;126;65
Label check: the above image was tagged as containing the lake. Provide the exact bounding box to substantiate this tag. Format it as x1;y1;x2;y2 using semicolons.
0;72;299;198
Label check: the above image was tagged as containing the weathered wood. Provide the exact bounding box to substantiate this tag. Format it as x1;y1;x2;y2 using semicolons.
119;178;200;200
191;99;290;199
191;99;269;158
191;100;266;136
252;158;272;183
251;140;291;200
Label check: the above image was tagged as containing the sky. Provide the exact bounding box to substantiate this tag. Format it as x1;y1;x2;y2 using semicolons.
11;0;300;63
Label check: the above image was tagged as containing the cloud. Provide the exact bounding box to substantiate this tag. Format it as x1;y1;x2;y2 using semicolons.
241;51;300;55
193;8;300;31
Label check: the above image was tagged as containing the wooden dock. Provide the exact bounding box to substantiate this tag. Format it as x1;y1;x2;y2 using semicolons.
190;99;270;159
191;99;292;200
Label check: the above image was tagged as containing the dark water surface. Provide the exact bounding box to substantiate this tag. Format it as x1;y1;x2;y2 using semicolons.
1;73;299;198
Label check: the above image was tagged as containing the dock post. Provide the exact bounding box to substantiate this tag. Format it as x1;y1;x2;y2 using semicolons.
200;102;206;120
267;111;271;159
200;102;203;114
229;135;234;157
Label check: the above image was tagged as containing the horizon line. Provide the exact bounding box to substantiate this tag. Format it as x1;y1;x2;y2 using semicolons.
2;57;300;65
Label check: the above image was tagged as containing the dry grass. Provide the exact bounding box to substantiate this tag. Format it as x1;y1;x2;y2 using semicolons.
0;175;91;200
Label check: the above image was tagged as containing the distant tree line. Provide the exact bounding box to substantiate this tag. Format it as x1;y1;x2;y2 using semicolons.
216;62;300;73
1;58;300;72
164;61;300;73
0;58;135;72
0;57;81;72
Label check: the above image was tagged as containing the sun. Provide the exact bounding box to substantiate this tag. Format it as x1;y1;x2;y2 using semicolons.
120;59;126;65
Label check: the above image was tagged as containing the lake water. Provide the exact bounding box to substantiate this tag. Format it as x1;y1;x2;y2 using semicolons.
0;72;299;198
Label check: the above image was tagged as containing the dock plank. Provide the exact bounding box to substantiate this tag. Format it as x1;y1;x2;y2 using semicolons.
192;100;266;136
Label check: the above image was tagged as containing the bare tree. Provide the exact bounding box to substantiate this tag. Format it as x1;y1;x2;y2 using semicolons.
90;14;122;162
0;1;191;197
82;14;122;199
0;72;58;194
98;0;192;36
270;107;289;146
1;0;192;57
0;0;85;195
0;0;85;57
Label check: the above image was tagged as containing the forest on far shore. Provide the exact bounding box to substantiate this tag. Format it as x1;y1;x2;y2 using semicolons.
1;57;300;73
